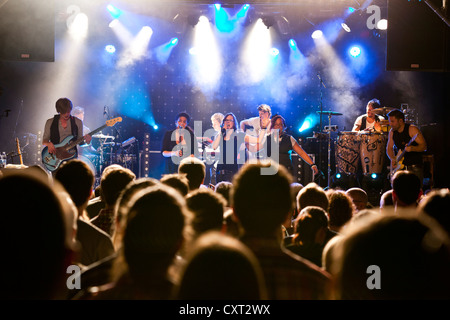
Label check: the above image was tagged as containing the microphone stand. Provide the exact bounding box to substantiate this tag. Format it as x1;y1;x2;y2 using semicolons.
317;72;326;187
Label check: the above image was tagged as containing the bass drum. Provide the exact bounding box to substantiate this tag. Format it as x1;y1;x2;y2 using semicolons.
79;155;98;178
335;132;361;175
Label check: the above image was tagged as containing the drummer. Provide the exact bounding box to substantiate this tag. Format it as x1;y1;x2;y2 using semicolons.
352;99;384;133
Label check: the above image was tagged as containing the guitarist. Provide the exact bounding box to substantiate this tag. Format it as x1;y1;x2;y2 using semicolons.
42;98;92;167
386;109;427;186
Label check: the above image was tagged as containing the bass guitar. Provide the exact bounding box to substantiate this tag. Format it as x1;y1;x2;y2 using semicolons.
42;117;122;172
390;133;418;178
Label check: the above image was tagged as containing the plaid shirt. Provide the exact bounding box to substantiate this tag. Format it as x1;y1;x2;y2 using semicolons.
241;236;333;300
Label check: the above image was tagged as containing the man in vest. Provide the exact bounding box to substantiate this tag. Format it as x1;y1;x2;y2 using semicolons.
386;108;427;186
42;98;92;164
352;98;384;133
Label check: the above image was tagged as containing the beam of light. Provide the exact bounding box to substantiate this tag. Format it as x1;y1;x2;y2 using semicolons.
214;4;234;33
109;19;133;46
155;37;178;64
117;26;153;68
238;18;272;84
270;48;279;56
68;12;88;41
237;4;250;19
298;115;316;133
188;15;223;94
107;4;122;19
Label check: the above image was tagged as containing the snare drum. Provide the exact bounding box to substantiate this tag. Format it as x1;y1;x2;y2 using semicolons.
336;132;361;175
359;132;387;174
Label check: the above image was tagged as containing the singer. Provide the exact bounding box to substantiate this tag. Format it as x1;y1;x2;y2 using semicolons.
161;112;197;174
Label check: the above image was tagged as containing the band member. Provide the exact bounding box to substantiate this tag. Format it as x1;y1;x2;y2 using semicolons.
240;104;272;161
386;109;427;185
161;112;197;174
42;98;92;160
352;99;384;133
252;115;319;178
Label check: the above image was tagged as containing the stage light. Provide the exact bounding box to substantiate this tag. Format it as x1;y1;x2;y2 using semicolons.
311;30;323;39
270;48;279;56
371;173;378;179
299;118;312;132
109;19;119;28
68;12;88;40
262;16;275;29
237;4;250;18
336;173;342;179
107;5;122;19
214;4;234;33
276;16;290;35
348;7;356;14
105;45;116;53
377;19;388;30
289;39;297;49
153;125;159;130
349;46;361;57
341;22;351;32
187;14;200;27
170;38;178;45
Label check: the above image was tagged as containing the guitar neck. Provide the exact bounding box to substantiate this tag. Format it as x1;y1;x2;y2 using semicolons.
64;124;109;151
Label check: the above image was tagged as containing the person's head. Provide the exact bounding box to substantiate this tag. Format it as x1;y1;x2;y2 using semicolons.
222;112;238;131
292;206;329;246
331;212;450;299
211;113;224;132
119;184;191;285
231;161;292;237
296;182;329;214
175;231;267;300
392;170;422;208
178;157;206;191
257;104;272;120
387;109;405;131
214;181;233;207
55;97;73;120
418;188;450;236
345;187;368;212
114;177;160;249
271;115;287;133
100;165;136;207
160;173;190;197
380;189;394;213
0;171;76;299
186;188;227;237
366;99;380;117
54;159;95;211
175;112;190;129
327;190;355;232
72;106;85;121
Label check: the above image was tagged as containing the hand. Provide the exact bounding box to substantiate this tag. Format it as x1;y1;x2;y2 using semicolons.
404;146;412;152
47;142;56;154
84;134;92;144
312;165;319;176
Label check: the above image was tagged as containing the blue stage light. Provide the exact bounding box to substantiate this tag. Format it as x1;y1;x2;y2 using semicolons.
153;125;159;130
349;46;361;57
270;48;279;56
107;5;122;19
289;39;297;49
336;173;342;179
105;45;116;53
371;173;378;179
170;38;178;46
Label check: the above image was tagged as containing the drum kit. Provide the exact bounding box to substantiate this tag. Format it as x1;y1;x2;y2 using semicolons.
318;107;395;187
79;133;138;182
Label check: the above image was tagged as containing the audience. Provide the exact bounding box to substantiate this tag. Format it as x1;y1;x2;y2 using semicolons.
214;181;233;208
54;160;115;268
380;189;394;214
329;211;450;299
90;165;136;237
345;187;370;213
160;173;190;197
178;156;206;191
174;231;267;300
0;170;77;299
327;189;355;233
391;170;423;211
231;161;332;300
418;188;450;236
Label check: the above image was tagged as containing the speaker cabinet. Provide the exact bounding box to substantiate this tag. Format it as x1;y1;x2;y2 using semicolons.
386;0;449;72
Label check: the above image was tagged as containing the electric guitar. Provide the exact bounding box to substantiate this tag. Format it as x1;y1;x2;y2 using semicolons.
15;137;24;165
41;117;122;172
390;133;418;178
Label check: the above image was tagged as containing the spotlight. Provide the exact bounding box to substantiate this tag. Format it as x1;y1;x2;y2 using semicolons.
341;23;351;32
153;125;159;130
276;16;290;35
109;19;119;28
269;48;279;56
170;38;178;45
105;45;116;53
107;5;122;19
311;30;323;39
299;118;312;132
371;173;378;179
349;46;361;58
289;39;297;48
187;14;200;27
262;16;275;29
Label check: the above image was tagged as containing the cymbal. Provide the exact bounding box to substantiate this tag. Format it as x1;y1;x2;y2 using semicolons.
373;107;396;115
92;134;115;140
317;111;343;116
